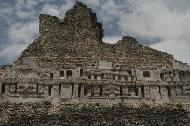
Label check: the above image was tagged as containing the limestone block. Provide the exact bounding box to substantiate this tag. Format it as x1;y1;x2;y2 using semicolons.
160;87;169;100
43;86;49;96
109;93;115;99
114;86;120;96
72;84;79;98
128;87;137;96
121;76;125;81
122;86;128;96
176;86;183;96
94;85;100;96
103;85;115;96
183;86;190;96
128;77;132;81
170;87;176;98
98;61;113;69
80;84;85;98
144;86;150;99
5;85;9;95
97;75;101;80
38;85;45;95
138;87;142;98
8;84;16;94
52;85;59;97
150;86;161;99
115;76;118;80
84;86;94;96
60;84;73;98
27;84;37;96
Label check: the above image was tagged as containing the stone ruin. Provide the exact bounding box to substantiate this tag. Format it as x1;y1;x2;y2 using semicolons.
0;2;190;104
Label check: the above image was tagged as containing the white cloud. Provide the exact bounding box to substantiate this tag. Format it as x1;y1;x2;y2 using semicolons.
41;0;73;18
8;21;38;44
0;43;28;64
103;36;122;44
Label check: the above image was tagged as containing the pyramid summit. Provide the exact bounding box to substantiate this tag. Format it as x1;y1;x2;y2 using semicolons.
0;2;190;104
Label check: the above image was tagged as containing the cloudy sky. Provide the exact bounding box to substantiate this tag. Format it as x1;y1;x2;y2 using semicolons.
0;0;190;65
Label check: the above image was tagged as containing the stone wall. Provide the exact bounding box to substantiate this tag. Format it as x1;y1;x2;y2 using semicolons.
0;102;189;126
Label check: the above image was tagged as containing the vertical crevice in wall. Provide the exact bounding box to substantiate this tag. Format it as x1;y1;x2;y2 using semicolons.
59;83;61;96
80;69;83;77
168;86;171;98
120;86;123;96
72;83;74;97
84;86;87;96
48;85;51;96
36;84;39;95
1;83;5;94
15;83;17;94
158;86;161;98
100;85;102;96
135;86;138;96
78;83;81;98
181;86;184;96
141;85;144;98
91;85;94;97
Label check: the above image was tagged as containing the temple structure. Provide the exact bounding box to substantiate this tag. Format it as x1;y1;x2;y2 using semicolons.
0;2;190;104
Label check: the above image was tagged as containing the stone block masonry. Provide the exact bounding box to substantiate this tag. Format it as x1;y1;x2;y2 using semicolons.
0;1;190;104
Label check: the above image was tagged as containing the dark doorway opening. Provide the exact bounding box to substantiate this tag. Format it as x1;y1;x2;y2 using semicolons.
80;69;83;77
1;83;5;94
66;70;72;79
48;86;52;96
50;73;53;79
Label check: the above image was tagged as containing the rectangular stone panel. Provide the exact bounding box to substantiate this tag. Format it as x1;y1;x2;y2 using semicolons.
176;86;183;96
182;86;190;96
160;86;169;100
94;85;100;96
122;86;128;96
102;85;113;96
150;86;161;99
52;85;59;97
114;85;120;96
144;86;150;99
72;84;79;98
8;84;16;94
60;84;73;98
170;87;176;98
38;85;45;96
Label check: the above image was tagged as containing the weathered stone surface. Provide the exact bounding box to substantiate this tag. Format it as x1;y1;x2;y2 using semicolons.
0;1;190;104
0;102;189;126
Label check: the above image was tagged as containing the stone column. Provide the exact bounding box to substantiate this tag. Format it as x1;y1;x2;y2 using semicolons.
176;86;182;96
122;86;128;96
43;85;49;97
144;86;150;99
52;85;59;97
138;86;142;98
94;85;100;96
5;84;9;96
170;86;176;98
80;84;85;98
72;84;79;99
160;86;169;100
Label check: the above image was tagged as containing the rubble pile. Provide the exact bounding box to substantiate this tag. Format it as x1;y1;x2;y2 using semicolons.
0;102;189;126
